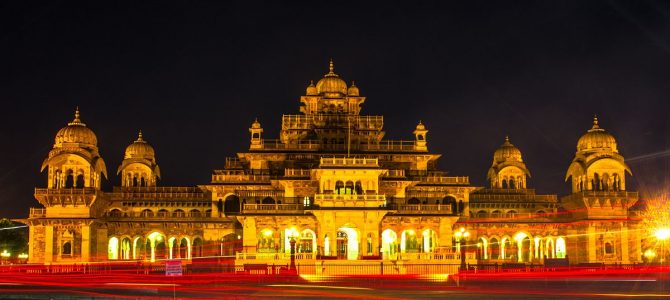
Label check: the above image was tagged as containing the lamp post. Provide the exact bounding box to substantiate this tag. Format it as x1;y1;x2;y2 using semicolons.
454;227;470;271
288;228;298;272
0;250;10;265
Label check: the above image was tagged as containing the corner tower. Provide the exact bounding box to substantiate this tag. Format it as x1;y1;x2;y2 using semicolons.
40;108;108;189
117;131;160;187
487;136;530;189
565;116;631;193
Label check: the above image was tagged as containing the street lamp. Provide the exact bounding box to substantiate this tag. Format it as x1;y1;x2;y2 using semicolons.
1;250;10;264
288;228;298;272
454;227;470;271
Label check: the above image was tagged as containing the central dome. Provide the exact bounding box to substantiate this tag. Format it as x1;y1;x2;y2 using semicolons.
54;108;98;147
577;116;618;152
315;60;347;96
493;136;523;163
124;131;156;160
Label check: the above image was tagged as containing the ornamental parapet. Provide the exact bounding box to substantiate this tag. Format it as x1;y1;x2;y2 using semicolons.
313;194;386;208
413;176;470;185
319;157;378;167
281;114;384;131
110;186;209;201
252;139;422;152
211;173;272;183
242;204;304;214
469;193;557;202
392;204;453;215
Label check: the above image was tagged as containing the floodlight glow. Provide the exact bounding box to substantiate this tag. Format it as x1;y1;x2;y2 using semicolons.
655;228;670;241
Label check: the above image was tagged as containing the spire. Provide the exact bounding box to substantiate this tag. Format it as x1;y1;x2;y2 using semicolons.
589;114;604;132
351;80;356;87
329;59;334;73
68;106;86;126
505;135;510;143
309;80;315;86
136;130;144;142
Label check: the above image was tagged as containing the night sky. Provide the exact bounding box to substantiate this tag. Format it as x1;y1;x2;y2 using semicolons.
1;1;670;218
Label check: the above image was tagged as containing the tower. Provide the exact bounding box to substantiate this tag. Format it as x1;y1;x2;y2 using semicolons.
30;108;109;263
40;108;108;189
117;131;160;187
565;116;631;193
487;136;530;189
249;119;264;150
413;121;428;151
562;116;639;263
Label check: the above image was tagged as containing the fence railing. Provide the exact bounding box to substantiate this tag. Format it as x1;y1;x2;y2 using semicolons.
242;204;304;213
394;204;453;214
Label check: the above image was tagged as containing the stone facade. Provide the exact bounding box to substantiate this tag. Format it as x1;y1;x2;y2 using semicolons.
19;61;642;265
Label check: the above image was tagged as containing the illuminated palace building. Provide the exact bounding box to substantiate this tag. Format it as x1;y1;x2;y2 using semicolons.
21;61;643;267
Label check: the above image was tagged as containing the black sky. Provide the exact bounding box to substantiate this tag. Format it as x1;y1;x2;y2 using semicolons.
1;1;670;218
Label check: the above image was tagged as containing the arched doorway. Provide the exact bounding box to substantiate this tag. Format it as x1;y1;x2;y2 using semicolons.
381;229;398;259
222;233;240;256
121;237;131;260
337;226;359;260
546;238;555;259
108;237;119;260
224;195;241;215
556;237;566;258
401;229;419;253
299;229;316;254
422;229;438;253
192;238;203;258
489;237;499;259
179;238;190;259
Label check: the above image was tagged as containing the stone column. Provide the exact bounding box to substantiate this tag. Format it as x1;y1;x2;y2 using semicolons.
81;225;90;262
620;223;630;263
44;226;54;263
588;225;597;262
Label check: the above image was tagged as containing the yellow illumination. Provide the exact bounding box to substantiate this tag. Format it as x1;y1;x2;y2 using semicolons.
407;229;415;236
262;229;273;237
655;228;670;241
644;249;656;259
0;250;10;258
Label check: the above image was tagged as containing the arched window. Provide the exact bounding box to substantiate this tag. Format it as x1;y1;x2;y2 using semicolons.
593;173;601;191
172;209;185;218
556;237;566;258
502;179;508;189
335;181;345;194
157;209;168;217
75;173;84;188
507;210;517;219
261;197;275;204
491;210;501;219
605;242;614;254
407;198;420;204
140;209;154;217
65;170;74;188
109;209;123;218
189;209;201;218
509;178;516;189
477;210;487;219
355;181;363;195
62;241;72;255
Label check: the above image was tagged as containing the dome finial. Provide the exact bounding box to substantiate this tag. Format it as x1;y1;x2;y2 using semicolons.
68;106;85;126
505;135;510;143
137;130;144;142
329;58;334;74
588;114;603;132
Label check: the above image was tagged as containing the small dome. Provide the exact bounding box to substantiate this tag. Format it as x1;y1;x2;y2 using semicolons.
415;120;426;131
306;80;317;95
493;136;523;163
577;116;618;152
54;108;98;147
251;118;262;129
347;81;359;96
316;60;347;97
124;131;155;160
